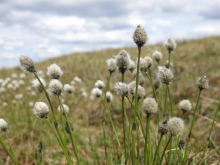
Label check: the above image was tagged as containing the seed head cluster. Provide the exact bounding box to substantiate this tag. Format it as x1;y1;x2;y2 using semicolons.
133;24;148;47
116;50;130;74
144;57;153;69
158;120;168;135
129;59;135;72
48;79;63;96
164;38;177;52
157;66;173;85
106;58;117;74
142;97;158;114
178;100;192;114
134;85;146;99
58;104;70;114
0;118;8;132
32;78;46;92
64;84;74;94
139;58;149;72
91;87;102;98
33;102;49;119
114;82;128;97
19;55;36;73
153;51;163;63
167;117;184;136
95;80;105;90
106;91;113;103
197;76;209;90
47;64;63;79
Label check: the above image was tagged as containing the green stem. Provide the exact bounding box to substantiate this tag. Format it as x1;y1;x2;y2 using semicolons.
6;133;18;163
144;114;151;165
163;88;168;117
167;85;173;117
200;101;220;164
58;97;80;165
152;135;164;165
146;72;158;101
168;51;171;68
183;89;202;164
0;137;19;165
122;73;127;159
167;137;173;165
159;135;172;165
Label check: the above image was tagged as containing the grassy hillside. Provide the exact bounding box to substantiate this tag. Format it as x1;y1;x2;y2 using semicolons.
0;36;220;164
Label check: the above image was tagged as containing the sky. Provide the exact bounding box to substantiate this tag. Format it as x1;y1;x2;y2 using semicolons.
0;0;219;68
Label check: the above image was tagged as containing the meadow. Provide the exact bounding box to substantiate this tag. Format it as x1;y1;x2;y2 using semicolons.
0;26;220;165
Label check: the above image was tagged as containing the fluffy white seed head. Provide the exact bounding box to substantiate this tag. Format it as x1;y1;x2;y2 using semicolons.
106;91;113;103
91;87;102;98
132;69;145;86
0;119;8;132
18;80;25;86
128;81;136;96
64;84;74;94
116;50;130;74
164;38;177;52
134;85;146;99
129;59;135;72
157;66;174;85
142;98;158;114
144;57;153;69
178;100;192;114
12;73;17;79
19;55;36;73
133;24;148;47
58;104;70;114
47;64;63;79
153;79;161;90
74;77;82;83
115;82;128;97
33;102;49;119
32;78;46;92
138;58;149;72
197;76;209;90
95;80;105;90
106;58;117;74
153;51;163;63
167;117;184;136
158;120;168;135
48;79;62;96
20;73;26;79
164;60;173;69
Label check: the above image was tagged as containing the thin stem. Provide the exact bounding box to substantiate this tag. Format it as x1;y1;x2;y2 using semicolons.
183;89;202;164
163;88;168;117
167;85;173;117
58;97;80;165
152;135;164;165
168;51;171;68
167;136;173;165
144;114;150;165
0;137;19;165
200;101;220;164
6;133;18;162
159;135;172;165
146;72;158;101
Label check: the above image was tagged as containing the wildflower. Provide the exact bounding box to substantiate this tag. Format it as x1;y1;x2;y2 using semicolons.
65;122;74;134
197;76;209;90
33;102;49;119
153;79;161;90
134;85;146;99
128;81;136;96
144;57;153;69
106;91;113;103
153;51;163;63
116;50;130;74
74;77;82;83
91;88;102;98
167;117;184;136
19;55;36;73
32;78;46;92
178;139;185;150
12;73;17;79
47;64;63;79
164;60;173;68
115;82;128;97
158;120;168;135
95;80;105;90
64;84;74;94
129;59;135;72
142;97;158;114
178;100;192;114
157;66;173;85
48;79;62;96
139;58;148;72
164;38;177;52
0;119;7;132
106;58;117;74
58;104;69;114
133;24;148;47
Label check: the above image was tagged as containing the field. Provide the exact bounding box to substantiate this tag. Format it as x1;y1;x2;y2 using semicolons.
0;36;220;165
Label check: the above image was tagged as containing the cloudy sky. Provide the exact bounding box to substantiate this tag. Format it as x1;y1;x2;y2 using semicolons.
0;0;219;68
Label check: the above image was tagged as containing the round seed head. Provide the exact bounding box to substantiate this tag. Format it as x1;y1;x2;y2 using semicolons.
116;50;130;74
64;84;74;94
91;87;102;98
157;66;173;85
48;79;62;96
19;55;36;73
164;60;173;69
47;64;63;79
164;38;177;52
65;122;74;134
158;120;168;135
134;85;146;99
32;78;46;92
132;69;145;86
167;117;184;136
74;77;82;83
138;58;149;72
144;56;153;69
106;58;117;74
178;139;185;150
133;24;148;47
129;59;135;72
178;100;192;114
153;51;163;63
128;81;136;96
0;119;8;132
95;80;105;90
153;78;161;90
106;91;113;103
197;76;209;90
57;104;70;114
114;82;128;97
142;97;158;114
33;102;49;119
